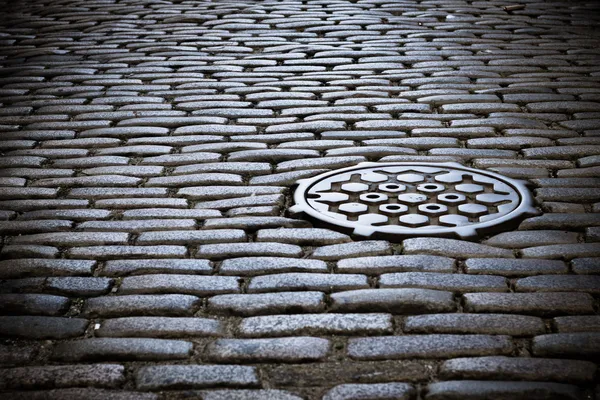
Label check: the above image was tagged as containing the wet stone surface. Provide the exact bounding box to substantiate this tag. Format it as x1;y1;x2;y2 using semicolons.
0;0;599;399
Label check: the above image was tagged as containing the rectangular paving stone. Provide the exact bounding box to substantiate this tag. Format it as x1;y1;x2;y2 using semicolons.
0;364;125;390
136;365;259;390
402;238;514;258
463;292;595;316
404;314;545;336
12;232;129;247
82;294;201;318
0;259;95;279
197;243;302;259
204;337;330;363
425;381;583;400
247;273;368;293
379;272;508;292
440;356;596;383
0;294;70;316
96;317;224;338
330;288;455;314
515;275;600;294
52;338;193;362
553;316;600;333
0;316;88;339
136;229;246;245
348;335;513;360
219;257;327;276
464;258;568;277
533;333;600;358
119;274;240;296
336;255;456;274
311;241;392;260
239;314;393;337
101;259;212;276
208;292;326;316
68;246;187;260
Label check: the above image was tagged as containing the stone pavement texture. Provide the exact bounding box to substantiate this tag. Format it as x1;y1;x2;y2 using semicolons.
0;0;599;399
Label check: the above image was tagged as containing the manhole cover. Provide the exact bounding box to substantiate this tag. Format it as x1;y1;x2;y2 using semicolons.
290;162;537;240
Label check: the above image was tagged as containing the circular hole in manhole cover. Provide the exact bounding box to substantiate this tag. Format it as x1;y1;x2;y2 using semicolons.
290;162;538;240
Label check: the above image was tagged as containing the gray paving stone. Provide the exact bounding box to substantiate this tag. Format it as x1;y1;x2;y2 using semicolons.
248;273;368;293
136;229;246;245
571;258;600;274
208;292;325;316
330;288;455;314
515;275;600;294
52;338;192;362
197;243;302;259
69;245;187;260
0;364;125;390
101;259;212;276
219;257;327;276
0;316;88;339
196;390;302;400
0;345;36;366
483;230;579;248
440;356;596;383
402;238;514;258
323;383;416;400
463;292;595;316
256;228;351;245
533;333;600;358
204;337;330;363
553;316;600;333
425;380;583;400
239;314;393;337
119;274;240;296
135;365;259;390
203;217;310;230
45;277;113;296
12;232;129;246
195;194;284;210
379;272;508;293
521;243;600;260
520;213;600;230
82;294;201;318
1;245;59;259
348;334;512;360
404;314;545;336
337;255;456;274
464;259;568;277
97;317;224;338
311;241;392;260
0;293;70;316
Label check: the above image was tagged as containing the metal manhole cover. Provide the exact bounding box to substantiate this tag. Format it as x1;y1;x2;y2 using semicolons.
290;162;538;240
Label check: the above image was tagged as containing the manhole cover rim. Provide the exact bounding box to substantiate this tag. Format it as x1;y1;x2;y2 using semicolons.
291;161;538;240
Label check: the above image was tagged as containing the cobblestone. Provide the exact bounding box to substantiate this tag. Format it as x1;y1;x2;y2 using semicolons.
404;314;544;336
204;337;330;363
239;314;393;338
0;364;125;390
52;338;192;362
136;365;259;391
440;356;596;383
323;383;415;400
348;335;512;360
425;381;583;400
97;317;224;338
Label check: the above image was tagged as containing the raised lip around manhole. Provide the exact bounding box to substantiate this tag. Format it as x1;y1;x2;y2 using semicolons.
290;161;538;240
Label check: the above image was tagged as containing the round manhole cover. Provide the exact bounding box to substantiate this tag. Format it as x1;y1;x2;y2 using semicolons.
291;162;538;240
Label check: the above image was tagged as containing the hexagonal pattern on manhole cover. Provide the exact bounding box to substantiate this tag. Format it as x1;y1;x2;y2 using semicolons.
291;162;538;240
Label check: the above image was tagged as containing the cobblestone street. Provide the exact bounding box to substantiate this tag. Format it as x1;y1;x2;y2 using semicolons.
1;0;600;399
